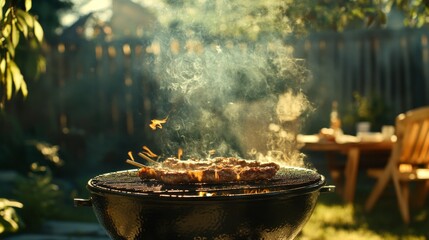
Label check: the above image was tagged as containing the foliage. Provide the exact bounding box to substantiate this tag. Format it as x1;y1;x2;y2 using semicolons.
13;163;63;231
389;0;429;27
342;92;392;133
0;110;65;175
282;0;429;34
0;0;43;108
0;198;23;235
281;0;386;34
156;0;429;42
155;1;294;42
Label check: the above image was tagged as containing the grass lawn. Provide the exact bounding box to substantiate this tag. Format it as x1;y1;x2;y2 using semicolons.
298;193;429;240
298;155;429;240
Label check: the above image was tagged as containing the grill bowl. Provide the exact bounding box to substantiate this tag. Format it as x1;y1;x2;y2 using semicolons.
75;166;334;240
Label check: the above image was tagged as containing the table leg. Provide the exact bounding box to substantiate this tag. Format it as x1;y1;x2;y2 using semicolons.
414;180;429;208
344;147;360;203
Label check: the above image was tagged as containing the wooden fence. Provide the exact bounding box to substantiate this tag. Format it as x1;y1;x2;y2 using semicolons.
39;27;429;141
294;27;429;132
42;38;157;139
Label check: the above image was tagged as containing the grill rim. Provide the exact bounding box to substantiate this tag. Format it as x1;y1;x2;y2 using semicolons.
86;166;326;201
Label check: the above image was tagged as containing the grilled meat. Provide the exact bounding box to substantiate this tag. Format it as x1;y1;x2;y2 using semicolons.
138;157;280;184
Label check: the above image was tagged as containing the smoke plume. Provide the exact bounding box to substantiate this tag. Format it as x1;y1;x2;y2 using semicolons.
149;2;312;166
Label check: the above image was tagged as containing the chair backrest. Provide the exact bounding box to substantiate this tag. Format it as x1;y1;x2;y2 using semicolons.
394;106;429;165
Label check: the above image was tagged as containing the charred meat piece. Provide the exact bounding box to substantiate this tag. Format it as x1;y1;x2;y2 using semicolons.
137;157;280;184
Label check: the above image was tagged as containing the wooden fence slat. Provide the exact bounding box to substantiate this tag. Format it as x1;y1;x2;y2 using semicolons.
383;36;392;112
373;37;381;96
363;36;371;96
337;39;345;104
421;34;429;104
401;36;412;110
343;36;354;104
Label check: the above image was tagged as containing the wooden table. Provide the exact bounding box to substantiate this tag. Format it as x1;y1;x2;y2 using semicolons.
298;135;394;203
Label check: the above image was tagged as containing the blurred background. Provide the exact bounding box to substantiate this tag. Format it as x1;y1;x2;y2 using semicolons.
1;0;429;239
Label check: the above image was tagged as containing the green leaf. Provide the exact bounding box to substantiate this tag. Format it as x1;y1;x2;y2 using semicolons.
11;23;20;48
351;8;365;18
9;61;24;94
2;24;11;38
0;0;5;19
0;59;5;77
5;38;15;57
0;199;22;234
37;55;46;74
25;0;32;11
16;9;34;28
4;7;10;17
4;212;20;231
16;16;28;38
33;19;43;43
20;78;28;97
0;199;23;209
6;68;12;100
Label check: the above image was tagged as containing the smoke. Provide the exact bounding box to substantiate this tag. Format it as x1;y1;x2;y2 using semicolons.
149;2;312;166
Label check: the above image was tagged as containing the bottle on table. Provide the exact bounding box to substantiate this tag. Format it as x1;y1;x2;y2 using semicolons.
330;101;343;137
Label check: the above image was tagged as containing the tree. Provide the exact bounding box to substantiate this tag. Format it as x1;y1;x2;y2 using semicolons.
155;0;429;42
282;0;429;34
153;1;295;42
0;0;43;108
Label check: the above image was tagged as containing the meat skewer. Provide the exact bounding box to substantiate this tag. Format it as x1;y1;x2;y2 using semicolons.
129;157;280;184
126;159;145;168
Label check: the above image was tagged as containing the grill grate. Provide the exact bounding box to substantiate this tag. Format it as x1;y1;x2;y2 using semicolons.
89;167;322;197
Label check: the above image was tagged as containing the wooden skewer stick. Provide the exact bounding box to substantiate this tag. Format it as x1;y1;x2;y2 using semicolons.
138;152;160;165
126;159;145;168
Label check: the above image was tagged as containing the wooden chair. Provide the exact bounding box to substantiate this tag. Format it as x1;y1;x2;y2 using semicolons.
365;106;429;224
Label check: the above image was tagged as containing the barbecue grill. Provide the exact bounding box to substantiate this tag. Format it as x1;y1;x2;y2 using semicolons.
75;166;334;240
